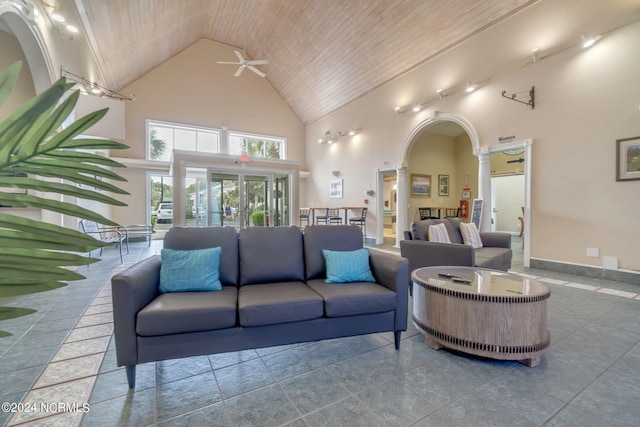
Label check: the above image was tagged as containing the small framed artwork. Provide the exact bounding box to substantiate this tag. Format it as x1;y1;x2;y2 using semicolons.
329;179;343;198
616;136;640;181
410;174;431;197
438;174;449;196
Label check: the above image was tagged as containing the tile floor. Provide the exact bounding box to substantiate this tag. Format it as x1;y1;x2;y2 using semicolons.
1;236;639;426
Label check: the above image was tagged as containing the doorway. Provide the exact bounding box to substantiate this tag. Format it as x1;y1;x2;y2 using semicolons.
186;169;291;230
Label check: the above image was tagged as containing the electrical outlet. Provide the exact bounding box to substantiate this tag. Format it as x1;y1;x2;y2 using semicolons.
586;248;599;258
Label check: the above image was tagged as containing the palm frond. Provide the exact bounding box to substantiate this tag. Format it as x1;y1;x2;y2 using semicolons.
0;61;131;335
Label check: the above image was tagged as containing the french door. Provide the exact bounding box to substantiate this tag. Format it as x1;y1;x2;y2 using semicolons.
206;171;290;229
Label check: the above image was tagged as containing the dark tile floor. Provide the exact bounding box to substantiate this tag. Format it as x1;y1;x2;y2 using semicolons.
1;236;639;426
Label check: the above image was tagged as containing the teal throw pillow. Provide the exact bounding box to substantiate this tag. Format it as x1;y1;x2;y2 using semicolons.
160;247;222;292
322;248;375;283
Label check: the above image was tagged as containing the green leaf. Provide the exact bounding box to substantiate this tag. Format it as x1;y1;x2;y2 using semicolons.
22;158;127;182
0;306;37;321
45;150;127;168
38;108;108;153
0;230;106;252
58;138;129;151
7;166;129;195
19;90;80;157
0;177;127;206
0;61;21;108
0;78;70;165
0;194;122;226
0;264;86;281
0;247;97;266
0;214;110;249
0;281;67;298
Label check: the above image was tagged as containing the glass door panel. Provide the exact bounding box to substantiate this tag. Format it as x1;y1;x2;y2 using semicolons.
210;173;239;227
275;174;289;226
244;175;270;227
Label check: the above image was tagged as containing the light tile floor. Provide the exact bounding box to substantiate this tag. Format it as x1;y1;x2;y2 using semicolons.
1;237;639;426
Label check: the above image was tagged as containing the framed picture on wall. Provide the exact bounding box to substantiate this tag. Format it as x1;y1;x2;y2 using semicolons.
410;174;431;197
438;174;449;196
329;179;343;198
616;136;640;181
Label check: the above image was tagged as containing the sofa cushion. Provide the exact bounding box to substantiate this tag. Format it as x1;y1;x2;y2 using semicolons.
428;223;451;244
322;248;375;283
475;247;512;271
304;225;363;280
444;217;464;244
460;222;483;248
306;278;396;317
164;226;239;286
239;226;305;286
411;219;459;243
136;286;238;336
238;282;324;326
159;247;222;293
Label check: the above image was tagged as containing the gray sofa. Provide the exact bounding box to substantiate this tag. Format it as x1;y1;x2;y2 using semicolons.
111;225;409;388
400;217;512;272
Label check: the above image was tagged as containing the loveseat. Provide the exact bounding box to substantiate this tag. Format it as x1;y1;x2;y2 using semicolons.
400;217;512;273
111;225;409;388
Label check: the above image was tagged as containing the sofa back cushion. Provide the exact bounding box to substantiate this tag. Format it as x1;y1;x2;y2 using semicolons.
239;226;305;285
164;227;239;286
444;217;464;244
304;225;363;280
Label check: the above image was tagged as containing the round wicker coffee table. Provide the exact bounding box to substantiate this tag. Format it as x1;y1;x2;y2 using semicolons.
412;266;551;367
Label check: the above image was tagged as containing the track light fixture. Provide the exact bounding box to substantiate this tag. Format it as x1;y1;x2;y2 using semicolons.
61;69;136;101
581;34;601;48
317;128;362;144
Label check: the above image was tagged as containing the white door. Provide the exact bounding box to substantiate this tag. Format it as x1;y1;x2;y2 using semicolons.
490;175;525;234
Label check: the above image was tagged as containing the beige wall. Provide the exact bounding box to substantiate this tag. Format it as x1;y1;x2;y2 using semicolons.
0;30;35;120
112;39;305;225
306;13;640;271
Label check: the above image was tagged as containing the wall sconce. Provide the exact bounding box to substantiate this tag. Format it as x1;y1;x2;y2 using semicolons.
62;69;136;101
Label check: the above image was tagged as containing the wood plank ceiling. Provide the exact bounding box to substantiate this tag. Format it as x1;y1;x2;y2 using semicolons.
77;0;538;125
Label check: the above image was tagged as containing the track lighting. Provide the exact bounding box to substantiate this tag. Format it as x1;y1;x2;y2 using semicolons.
581;34;601;48
318;128;362;144
466;82;477;93
61;69;136;101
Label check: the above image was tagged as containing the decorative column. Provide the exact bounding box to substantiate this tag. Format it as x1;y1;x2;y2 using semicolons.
477;149;492;232
395;166;408;248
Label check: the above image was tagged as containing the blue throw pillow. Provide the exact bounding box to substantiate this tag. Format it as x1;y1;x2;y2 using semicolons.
159;247;222;292
322;248;375;283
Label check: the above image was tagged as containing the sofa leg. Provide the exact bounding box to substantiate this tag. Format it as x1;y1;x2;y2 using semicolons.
125;365;136;389
394;331;401;350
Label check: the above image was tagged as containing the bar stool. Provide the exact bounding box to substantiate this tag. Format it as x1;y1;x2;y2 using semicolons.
349;207;368;239
299;208;310;227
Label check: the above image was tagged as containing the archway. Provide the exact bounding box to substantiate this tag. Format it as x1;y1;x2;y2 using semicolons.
378;112;480;248
0;1;55;93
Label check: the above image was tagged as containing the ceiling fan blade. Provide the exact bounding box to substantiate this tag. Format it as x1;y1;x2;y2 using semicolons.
248;60;269;65
234;50;245;62
217;61;239;65
234;66;245;77
248;66;266;78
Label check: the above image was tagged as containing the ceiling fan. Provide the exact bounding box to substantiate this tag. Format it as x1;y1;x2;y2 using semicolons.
217;50;269;78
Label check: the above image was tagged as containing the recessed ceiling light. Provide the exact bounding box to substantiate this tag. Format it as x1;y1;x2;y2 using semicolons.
51;13;65;22
66;24;79;33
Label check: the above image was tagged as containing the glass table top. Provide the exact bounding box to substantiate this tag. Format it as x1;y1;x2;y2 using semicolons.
412;266;550;297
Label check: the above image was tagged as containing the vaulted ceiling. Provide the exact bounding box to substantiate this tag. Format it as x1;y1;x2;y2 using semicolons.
75;0;539;125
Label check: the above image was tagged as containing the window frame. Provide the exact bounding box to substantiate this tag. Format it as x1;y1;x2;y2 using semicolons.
146;119;221;161
228;130;287;160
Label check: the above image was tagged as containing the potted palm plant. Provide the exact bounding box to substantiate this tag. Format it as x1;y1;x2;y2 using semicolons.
0;61;129;337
